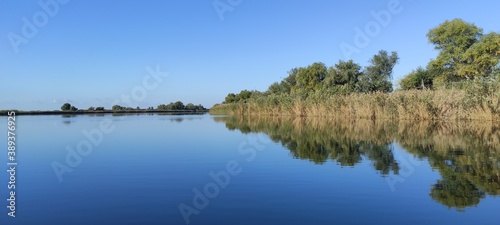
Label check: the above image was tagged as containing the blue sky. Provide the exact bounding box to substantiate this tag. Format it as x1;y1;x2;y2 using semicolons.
1;0;499;110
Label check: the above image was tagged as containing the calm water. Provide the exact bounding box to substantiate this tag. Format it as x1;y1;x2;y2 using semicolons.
0;114;499;225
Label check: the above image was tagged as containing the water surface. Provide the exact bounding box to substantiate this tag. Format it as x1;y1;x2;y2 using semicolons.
0;114;498;225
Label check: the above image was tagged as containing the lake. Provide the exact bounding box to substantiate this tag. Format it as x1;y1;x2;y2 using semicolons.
0;114;499;225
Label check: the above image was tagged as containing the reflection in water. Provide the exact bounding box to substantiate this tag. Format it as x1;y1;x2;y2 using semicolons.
214;116;500;209
61;114;76;124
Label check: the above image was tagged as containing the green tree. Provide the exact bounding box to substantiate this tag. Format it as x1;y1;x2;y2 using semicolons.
359;50;399;93
281;68;298;94
399;67;434;90
224;93;237;103
427;19;483;80
324;60;362;91
458;32;500;77
267;82;282;95
172;101;185;110
296;62;327;92
87;106;95;111
237;90;253;101
70;105;78;111
185;103;195;110
196;104;205;110
112;105;125;111
61;103;71;111
157;104;168;110
266;69;300;95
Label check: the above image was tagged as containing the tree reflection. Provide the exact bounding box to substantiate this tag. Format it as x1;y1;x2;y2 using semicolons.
214;116;500;209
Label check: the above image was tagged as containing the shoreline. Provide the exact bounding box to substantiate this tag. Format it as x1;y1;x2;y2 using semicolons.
209;89;500;122
0;110;209;116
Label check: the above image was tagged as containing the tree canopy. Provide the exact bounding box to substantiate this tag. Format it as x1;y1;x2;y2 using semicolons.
241;50;399;100
61;103;78;111
157;101;206;111
358;50;399;93
399;18;500;90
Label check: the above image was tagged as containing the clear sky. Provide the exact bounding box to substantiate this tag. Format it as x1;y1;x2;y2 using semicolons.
1;0;499;110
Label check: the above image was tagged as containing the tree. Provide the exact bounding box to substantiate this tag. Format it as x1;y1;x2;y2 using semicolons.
70;105;78;111
321;60;362;95
359;50;399;93
399;67;434;90
328;60;362;87
95;107;105;111
458;32;500;77
61;103;71;111
112;105;125;111
87;106;95;111
172;101;185;110
266;69;299;95
185;103;195;110
427;19;483;79
267;82;282;95
296;62;327;92
237;90;253;101
224;93;237;103
157;104;168;110
196;104;205;111
281;68;298;94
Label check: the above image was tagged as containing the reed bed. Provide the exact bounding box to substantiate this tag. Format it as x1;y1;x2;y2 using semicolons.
211;88;500;122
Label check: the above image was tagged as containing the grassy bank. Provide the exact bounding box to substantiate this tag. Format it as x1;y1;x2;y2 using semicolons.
210;85;500;121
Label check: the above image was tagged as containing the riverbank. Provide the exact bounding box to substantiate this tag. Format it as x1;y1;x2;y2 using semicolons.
0;109;209;116
210;89;500;122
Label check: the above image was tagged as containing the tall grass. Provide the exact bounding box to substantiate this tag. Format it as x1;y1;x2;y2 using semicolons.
211;80;500;122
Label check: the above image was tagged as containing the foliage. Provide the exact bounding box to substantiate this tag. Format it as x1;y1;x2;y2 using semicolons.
399;67;434;90
261;51;395;97
112;105;127;111
401;19;499;89
295;62;328;92
157;101;205;111
224;90;256;103
61;103;78;111
427;19;483;79
213;19;500;122
458;32;500;77
323;60;362;93
358;50;398;93
61;103;71;111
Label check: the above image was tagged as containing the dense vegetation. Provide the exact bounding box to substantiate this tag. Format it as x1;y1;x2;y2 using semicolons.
223;49;399;102
400;19;500;90
211;19;500;121
59;101;207;112
214;116;500;209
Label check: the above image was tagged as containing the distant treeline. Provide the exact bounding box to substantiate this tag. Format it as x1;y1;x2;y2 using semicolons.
0;101;208;116
58;101;207;112
211;18;500;121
